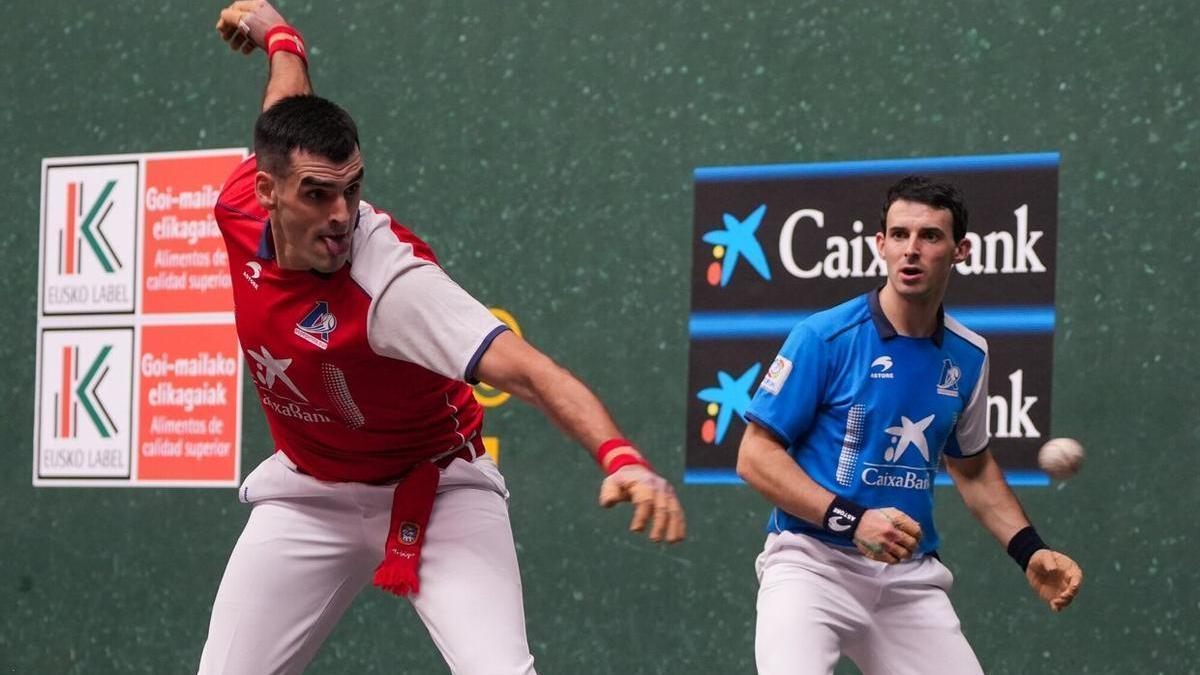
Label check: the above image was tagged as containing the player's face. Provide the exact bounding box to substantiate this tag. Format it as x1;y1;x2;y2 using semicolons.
259;148;364;274
875;199;970;302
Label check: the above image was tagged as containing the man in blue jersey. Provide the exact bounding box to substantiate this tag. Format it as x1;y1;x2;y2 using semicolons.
736;176;1082;675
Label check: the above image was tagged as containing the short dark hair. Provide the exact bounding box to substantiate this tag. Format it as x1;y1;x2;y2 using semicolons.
253;95;360;176
879;176;969;241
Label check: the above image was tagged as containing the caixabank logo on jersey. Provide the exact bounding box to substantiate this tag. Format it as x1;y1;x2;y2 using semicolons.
685;153;1058;485
41;161;139;314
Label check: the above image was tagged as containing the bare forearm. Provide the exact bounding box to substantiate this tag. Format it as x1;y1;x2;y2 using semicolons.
474;331;628;457
947;452;1031;546
262;51;312;111
517;359;624;457
736;423;833;524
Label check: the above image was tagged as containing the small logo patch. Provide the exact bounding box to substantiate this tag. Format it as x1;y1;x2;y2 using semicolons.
937;359;961;397
759;355;793;395
243;261;262;289
399;521;420;546
870;355;895;379
826;508;856;532
294;301;337;350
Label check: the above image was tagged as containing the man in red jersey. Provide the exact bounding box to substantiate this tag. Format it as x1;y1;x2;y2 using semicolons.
199;3;685;673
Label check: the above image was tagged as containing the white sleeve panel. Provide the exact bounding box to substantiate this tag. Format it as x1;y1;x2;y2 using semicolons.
350;203;504;381
955;353;991;456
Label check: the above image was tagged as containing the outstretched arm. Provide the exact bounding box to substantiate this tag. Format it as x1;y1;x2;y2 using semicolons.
473;331;686;543
215;0;312;111
945;451;1083;611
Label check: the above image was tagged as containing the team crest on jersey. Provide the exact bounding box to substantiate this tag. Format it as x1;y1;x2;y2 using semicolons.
294;301;337;350
399;521;421;545
936;359;961;397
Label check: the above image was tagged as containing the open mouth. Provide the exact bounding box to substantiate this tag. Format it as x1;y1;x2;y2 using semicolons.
320;232;350;257
898;265;924;283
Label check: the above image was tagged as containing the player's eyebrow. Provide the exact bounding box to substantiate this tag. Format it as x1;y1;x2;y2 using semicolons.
299;169;364;189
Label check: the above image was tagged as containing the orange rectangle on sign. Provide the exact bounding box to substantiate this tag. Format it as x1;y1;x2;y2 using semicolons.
136;324;240;481
142;153;245;314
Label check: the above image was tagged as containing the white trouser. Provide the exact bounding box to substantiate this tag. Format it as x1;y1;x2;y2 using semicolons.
198;452;537;675
754;532;983;675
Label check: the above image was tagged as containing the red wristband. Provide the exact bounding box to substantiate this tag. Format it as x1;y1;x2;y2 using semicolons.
596;438;653;475
266;25;307;66
606;453;653;475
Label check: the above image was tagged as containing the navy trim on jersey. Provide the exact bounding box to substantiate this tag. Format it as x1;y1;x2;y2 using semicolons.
745;411;792;448
464;325;511;384
257;221;276;260
215;200;265;224
867;287;945;347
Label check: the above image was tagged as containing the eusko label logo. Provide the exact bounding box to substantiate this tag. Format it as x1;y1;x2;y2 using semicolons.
38;329;134;478
53;344;118;439
42;162;139;314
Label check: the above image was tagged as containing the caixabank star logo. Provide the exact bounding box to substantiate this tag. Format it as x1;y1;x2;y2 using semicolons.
700;204;771;287
41;161;139;314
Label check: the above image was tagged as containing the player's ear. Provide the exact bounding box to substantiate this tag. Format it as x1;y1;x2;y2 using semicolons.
255;171;278;211
952;235;971;265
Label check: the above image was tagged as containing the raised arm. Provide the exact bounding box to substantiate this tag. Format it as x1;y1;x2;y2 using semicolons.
473;331;686;543
945;451;1083;611
215;0;313;111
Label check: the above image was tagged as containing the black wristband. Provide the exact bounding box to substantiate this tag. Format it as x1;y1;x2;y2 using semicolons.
822;496;867;540
1006;526;1049;571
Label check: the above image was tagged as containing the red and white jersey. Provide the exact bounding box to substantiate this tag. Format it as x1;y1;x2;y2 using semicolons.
214;157;505;483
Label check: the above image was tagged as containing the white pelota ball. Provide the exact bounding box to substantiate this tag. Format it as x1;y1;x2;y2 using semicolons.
1038;438;1085;479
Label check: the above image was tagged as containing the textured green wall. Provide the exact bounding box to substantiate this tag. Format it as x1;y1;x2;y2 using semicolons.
3;1;1198;673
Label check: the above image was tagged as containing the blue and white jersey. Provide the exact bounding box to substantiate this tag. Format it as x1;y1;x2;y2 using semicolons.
745;289;989;555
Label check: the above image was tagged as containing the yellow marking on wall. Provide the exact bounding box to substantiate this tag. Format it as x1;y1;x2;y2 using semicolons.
483;436;500;463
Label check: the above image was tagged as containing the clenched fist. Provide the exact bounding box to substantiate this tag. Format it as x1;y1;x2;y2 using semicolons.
216;0;288;53
852;507;923;564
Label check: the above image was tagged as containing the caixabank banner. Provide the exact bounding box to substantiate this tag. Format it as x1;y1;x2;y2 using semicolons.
686;153;1058;485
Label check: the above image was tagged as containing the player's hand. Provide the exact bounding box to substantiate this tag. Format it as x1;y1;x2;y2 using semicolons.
216;0;288;54
1026;549;1083;612
598;465;686;543
852;507;922;564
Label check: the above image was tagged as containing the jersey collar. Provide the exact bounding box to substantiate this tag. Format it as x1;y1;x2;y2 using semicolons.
256;220;276;260
868;287;945;347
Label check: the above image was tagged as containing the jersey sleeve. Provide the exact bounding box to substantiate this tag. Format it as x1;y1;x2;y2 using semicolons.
366;263;506;382
744;323;828;447
944;353;990;458
349;203;506;382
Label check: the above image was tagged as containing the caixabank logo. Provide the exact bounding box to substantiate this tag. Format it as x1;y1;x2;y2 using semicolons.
36;328;134;479
686;153;1059;485
41;161;139;314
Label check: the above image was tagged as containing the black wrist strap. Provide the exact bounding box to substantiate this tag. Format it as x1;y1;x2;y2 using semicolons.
1007;526;1049;571
822;496;867;540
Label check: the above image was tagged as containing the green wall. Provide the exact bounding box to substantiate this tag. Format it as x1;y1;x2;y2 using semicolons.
3;1;1197;672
